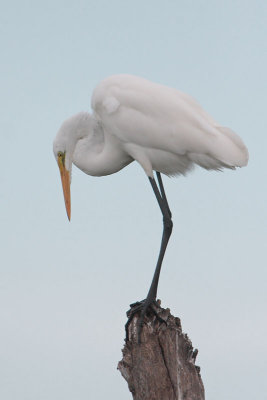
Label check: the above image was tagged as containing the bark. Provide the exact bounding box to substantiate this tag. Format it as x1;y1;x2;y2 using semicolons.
118;301;205;400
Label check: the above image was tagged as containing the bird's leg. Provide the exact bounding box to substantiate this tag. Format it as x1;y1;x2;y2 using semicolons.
145;175;173;300
156;171;172;219
126;173;173;343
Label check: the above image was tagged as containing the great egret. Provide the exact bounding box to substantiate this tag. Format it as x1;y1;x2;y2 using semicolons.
53;74;248;342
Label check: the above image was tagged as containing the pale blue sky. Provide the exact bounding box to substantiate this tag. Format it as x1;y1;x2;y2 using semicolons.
1;1;266;399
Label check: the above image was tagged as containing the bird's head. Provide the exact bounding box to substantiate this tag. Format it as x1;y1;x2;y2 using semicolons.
53;112;92;221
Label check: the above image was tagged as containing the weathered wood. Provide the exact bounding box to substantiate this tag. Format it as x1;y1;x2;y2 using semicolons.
118;301;205;400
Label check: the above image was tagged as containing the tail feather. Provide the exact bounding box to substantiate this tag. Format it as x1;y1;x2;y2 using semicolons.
188;152;236;171
215;126;249;167
188;126;248;171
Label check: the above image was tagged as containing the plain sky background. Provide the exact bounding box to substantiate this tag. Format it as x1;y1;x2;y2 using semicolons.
1;1;266;399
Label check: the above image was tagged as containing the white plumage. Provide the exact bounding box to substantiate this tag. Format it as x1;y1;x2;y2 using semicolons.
54;74;248;184
92;75;248;174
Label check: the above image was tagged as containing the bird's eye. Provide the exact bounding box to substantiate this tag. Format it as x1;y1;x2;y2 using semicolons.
58;152;63;158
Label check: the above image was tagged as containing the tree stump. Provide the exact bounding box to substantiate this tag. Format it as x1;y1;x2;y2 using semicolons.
118;301;205;400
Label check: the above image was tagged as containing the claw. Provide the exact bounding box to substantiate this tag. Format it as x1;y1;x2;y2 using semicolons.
125;299;166;343
150;306;167;325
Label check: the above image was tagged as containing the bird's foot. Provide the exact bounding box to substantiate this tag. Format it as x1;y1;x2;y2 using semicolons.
125;298;166;343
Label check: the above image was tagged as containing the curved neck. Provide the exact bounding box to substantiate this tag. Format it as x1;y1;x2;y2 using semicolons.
73;124;133;177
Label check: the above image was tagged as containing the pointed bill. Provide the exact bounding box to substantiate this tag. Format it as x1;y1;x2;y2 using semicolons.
57;154;71;220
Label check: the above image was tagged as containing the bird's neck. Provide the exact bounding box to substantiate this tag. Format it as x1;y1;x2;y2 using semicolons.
72;119;133;177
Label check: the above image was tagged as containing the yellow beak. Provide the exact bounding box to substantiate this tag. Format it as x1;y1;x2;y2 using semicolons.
57;154;71;220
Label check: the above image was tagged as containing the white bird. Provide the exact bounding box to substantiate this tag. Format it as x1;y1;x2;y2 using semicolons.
53;74;248;341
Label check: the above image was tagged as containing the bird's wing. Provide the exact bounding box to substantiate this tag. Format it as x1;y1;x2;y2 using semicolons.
91;75;248;167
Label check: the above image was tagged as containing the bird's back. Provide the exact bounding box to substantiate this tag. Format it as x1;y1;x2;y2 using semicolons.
91;75;248;175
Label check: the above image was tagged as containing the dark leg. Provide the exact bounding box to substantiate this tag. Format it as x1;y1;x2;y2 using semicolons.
156;171;172;218
126;173;173;343
145;176;173;300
